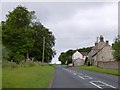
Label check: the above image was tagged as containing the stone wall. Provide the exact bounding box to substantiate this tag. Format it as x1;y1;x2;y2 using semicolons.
98;61;120;70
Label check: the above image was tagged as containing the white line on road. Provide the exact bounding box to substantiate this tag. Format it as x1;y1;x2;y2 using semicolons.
90;81;116;89
90;81;103;89
98;81;116;88
78;74;93;80
84;75;93;79
73;73;77;75
78;75;85;80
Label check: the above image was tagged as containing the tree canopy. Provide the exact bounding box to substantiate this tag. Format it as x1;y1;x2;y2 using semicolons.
112;35;120;61
2;5;56;63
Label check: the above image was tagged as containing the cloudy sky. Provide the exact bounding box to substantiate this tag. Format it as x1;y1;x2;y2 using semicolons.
2;1;118;63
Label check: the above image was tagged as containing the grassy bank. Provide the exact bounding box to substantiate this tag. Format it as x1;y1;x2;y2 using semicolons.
77;66;120;76
2;62;55;88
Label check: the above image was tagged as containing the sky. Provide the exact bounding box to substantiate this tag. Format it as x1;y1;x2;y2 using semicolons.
1;1;118;64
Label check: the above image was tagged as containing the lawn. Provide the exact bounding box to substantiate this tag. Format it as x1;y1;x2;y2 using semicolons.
2;63;55;88
77;66;120;76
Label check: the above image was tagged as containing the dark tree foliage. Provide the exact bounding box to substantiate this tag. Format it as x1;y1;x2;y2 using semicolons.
2;5;56;63
77;47;93;53
58;50;76;65
112;35;120;61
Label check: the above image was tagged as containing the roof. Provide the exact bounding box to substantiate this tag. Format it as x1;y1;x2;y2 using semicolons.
80;52;88;56
88;41;106;57
72;51;83;60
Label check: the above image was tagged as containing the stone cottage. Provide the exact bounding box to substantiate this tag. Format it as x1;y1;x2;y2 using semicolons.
88;35;114;66
80;52;88;60
72;51;84;66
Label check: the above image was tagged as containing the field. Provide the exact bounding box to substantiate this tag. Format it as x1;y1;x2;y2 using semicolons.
77;66;120;76
2;62;55;88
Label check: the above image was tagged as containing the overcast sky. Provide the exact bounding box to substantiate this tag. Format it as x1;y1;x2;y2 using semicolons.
2;2;118;63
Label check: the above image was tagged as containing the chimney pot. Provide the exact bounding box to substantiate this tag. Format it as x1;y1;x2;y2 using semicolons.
106;40;109;45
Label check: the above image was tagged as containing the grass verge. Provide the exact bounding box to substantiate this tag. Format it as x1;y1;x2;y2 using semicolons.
2;62;55;88
0;66;2;89
77;66;120;76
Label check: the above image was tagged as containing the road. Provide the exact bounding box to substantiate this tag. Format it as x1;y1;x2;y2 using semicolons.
51;65;119;89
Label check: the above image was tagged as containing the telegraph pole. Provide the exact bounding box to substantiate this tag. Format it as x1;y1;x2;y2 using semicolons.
42;37;45;63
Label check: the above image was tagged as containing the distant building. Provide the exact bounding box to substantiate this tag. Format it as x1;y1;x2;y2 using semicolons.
72;51;85;66
80;52;88;60
88;35;114;66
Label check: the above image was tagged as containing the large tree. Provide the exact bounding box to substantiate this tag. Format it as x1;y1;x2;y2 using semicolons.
29;22;56;62
2;5;56;63
112;35;120;61
2;6;34;63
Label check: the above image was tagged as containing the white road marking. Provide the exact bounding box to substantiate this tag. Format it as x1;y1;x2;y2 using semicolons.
98;81;116;88
78;75;85;80
78;74;92;80
90;81;103;89
90;81;116;89
84;75;93;79
63;68;116;89
73;73;77;75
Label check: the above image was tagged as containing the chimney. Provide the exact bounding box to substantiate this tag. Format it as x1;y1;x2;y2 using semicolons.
95;42;97;46
95;37;99;46
106;40;109;45
100;35;104;42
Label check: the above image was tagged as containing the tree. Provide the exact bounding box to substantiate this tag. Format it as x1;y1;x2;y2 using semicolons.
2;5;56;63
58;52;67;64
66;50;75;65
112;35;120;61
2;6;35;63
58;50;75;65
29;21;56;63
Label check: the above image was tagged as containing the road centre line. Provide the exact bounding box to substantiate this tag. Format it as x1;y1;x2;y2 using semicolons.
77;74;93;80
64;69;93;80
84;75;93;79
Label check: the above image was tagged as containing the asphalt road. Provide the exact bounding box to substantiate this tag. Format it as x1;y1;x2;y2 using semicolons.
51;65;119;89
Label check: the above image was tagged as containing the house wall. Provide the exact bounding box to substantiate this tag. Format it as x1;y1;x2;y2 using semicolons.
74;59;84;66
93;45;114;66
97;45;114;62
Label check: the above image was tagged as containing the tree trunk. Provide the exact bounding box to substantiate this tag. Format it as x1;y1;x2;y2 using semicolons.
26;53;29;61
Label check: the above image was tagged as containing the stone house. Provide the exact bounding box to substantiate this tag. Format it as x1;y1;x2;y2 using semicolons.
80;52;88;60
72;51;87;66
88;35;114;66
